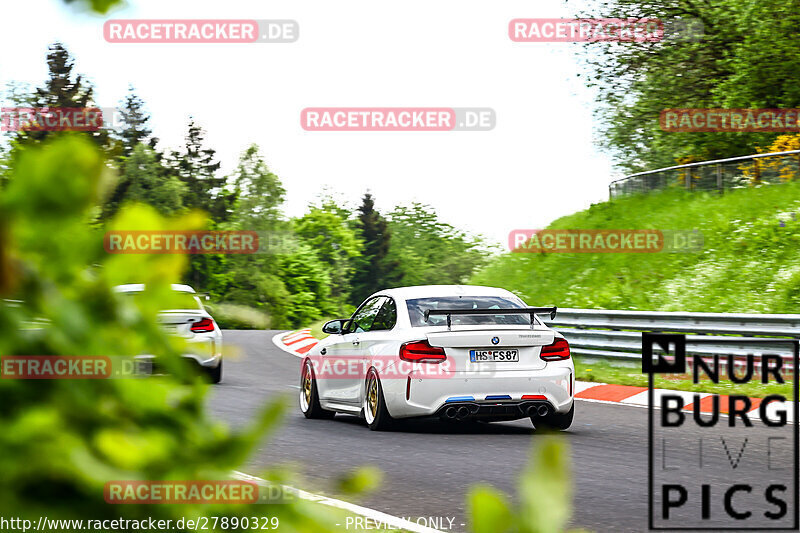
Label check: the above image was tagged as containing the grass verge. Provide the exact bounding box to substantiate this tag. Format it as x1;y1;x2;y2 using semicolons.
309;318;332;340
574;356;793;398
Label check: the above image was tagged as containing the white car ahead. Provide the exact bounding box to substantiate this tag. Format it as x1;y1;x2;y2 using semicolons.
113;283;224;383
300;285;574;430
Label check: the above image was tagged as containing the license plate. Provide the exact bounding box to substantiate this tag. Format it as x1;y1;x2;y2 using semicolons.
469;349;519;362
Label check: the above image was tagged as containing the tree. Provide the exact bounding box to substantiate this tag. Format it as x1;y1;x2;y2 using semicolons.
13;43;111;152
120;144;187;216
278;243;335;326
205;145;291;325
350;193;400;303
386;203;488;286
117;86;153;157
580;0;800;172
294;197;363;312
165;120;234;291
168;119;233;222
228;144;285;230
0;130;346;533
101;90;162;219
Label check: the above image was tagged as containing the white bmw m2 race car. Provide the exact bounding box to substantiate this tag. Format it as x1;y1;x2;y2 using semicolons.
300;285;574;431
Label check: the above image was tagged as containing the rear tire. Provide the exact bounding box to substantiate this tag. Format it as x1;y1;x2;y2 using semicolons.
364;370;393;431
206;360;223;384
533;404;574;431
300;361;335;419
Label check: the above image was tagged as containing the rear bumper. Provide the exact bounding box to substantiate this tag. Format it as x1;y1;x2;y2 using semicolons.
135;353;221;368
435;399;556;421
134;336;222;371
380;361;574;419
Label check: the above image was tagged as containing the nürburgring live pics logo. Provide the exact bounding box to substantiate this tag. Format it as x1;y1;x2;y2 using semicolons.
644;332;799;530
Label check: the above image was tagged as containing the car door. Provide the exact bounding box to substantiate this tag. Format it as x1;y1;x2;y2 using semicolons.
319;296;386;405
356;297;398;404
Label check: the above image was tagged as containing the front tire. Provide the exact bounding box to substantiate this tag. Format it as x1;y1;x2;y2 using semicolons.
300;361;335;419
364;370;393;431
533;404;574;431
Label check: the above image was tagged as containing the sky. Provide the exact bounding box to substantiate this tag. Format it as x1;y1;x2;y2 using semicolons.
0;0;618;247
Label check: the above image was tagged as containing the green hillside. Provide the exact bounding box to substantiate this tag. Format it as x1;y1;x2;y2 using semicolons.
472;183;800;314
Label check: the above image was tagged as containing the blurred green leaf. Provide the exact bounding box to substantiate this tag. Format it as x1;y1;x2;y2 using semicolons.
62;0;124;14
467;485;513;533
335;465;383;496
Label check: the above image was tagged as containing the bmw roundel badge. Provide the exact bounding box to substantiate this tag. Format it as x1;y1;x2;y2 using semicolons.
491;336;500;345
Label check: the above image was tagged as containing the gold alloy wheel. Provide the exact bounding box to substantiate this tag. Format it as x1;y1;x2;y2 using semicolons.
302;368;312;407
367;377;378;418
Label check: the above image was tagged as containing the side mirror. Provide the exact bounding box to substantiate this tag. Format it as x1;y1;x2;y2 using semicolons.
322;319;347;335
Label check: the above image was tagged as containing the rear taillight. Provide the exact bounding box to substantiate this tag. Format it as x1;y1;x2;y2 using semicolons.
540;338;570;361
190;317;216;333
400;340;447;363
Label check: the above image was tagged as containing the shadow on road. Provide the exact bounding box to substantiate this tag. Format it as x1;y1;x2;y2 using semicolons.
320;413;584;435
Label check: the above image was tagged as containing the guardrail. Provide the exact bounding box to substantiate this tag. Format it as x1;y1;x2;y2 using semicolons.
608;149;800;199
542;308;800;371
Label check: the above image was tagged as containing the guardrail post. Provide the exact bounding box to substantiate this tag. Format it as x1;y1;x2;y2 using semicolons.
796;154;800;181
753;158;761;185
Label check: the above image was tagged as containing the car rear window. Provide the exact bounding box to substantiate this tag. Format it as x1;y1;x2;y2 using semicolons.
406;296;538;327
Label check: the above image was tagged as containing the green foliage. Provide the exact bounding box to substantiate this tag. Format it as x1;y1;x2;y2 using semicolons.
168;119;230;223
473;183;800;313
0;134;343;530
10;43;112;155
278;243;335;327
350;193;401;303
468;437;577;533
387;203;489;286
228;145;285;230
205;303;270;330
117;86;153;157
204;146;304;328
582;0;800;171
9;41;491;331
294;197;363;313
63;0;124;14
334;466;383;496
120;144;188;216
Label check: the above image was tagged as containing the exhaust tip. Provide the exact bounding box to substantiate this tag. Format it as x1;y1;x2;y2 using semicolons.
456;406;470;420
445;407;457;419
527;405;539;417
537;405;550;417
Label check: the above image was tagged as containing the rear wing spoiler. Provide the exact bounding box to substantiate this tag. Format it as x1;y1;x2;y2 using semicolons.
423;307;557;330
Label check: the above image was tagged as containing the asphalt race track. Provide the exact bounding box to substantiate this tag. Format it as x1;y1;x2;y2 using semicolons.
208;331;796;533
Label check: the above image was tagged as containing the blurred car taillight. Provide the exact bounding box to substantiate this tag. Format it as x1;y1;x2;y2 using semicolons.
400;340;447;363
540;338;570;361
190;317;216;333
